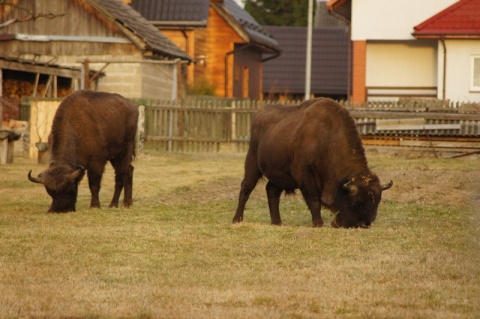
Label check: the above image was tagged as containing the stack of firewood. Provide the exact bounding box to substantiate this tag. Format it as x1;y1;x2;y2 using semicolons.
2;79;72;122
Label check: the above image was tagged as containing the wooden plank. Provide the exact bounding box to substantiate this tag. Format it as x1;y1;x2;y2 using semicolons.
146;136;226;143
376;118;425;131
361;138;401;146
377;124;461;131
376;118;461;131
350;110;480;121
400;140;480;149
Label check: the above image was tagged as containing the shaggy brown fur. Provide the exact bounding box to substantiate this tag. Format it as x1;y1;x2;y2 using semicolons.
232;98;392;228
28;90;138;212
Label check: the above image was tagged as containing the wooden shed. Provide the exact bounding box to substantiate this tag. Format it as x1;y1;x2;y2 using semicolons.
129;0;281;100
0;0;191;122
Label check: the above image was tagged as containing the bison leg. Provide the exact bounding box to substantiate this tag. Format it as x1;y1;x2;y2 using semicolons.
266;181;283;225
87;166;104;208
232;178;258;223
299;185;324;227
109;158;127;208
232;152;262;223
122;164;134;208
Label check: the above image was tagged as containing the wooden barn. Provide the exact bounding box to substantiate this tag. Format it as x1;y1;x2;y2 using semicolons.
0;0;191;123
128;0;281;100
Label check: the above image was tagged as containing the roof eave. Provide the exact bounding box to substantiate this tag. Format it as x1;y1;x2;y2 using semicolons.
151;20;208;28
211;3;280;54
413;32;480;39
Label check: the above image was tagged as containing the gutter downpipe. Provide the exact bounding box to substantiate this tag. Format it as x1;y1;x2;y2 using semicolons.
224;44;253;98
262;50;281;63
441;36;447;100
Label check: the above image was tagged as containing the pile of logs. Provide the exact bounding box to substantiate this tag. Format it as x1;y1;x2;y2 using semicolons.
2;79;71;122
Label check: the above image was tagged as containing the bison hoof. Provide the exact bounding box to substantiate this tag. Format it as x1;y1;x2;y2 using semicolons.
331;219;340;228
312;220;324;228
232;217;243;224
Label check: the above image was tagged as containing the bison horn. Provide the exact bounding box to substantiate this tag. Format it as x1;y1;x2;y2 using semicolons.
381;180;393;191
28;170;44;184
343;180;358;194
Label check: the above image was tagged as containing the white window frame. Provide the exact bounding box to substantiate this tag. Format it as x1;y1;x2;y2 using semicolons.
471;55;480;92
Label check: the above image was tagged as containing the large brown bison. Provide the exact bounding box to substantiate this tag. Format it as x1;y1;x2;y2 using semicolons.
232;98;392;228
28;90;139;213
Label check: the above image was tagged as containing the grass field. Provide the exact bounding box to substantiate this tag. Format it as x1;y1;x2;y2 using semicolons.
0;150;479;318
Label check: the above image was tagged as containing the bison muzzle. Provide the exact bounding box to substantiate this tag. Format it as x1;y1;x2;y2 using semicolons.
232;98;392;228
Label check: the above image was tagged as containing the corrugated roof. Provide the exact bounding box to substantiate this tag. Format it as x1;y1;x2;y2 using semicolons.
413;0;480;38
262;26;348;96
92;0;192;60
129;0;209;26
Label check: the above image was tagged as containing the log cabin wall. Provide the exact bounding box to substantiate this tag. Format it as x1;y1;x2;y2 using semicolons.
160;29;196;86
193;27;209;85
203;6;244;98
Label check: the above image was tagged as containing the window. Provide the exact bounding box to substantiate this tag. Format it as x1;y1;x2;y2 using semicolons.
471;56;480;91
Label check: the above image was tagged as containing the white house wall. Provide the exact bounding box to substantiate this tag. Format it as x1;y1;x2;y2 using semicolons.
367;41;437;87
352;0;457;41
441;40;480;102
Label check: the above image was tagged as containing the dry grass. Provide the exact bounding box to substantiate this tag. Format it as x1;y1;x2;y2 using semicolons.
0;150;479;318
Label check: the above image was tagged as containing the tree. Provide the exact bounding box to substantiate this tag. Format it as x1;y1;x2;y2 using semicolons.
243;0;314;27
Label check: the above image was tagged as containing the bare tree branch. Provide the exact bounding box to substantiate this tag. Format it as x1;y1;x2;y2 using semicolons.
0;2;65;29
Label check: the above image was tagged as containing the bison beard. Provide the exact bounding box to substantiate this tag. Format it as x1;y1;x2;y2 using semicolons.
28;90;138;213
232;98;392;228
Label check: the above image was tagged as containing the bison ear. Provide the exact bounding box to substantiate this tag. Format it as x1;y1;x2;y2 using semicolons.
343;179;358;195
381;180;393;191
69;165;85;182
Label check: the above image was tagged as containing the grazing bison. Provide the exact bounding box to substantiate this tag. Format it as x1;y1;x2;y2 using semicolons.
232;98;392;228
28;90;139;213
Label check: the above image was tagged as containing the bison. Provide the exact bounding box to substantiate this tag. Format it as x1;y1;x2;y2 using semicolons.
232;98;392;228
28;90;139;213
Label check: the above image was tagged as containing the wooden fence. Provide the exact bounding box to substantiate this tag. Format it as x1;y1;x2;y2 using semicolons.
140;97;480;155
139;97;299;153
17;96;480;158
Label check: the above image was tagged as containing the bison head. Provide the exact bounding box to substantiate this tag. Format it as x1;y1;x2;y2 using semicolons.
332;174;393;228
28;164;85;213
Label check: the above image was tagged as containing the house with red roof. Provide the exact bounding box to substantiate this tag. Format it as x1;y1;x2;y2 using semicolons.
327;0;480;103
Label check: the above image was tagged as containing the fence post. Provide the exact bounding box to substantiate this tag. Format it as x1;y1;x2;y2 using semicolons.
136;105;145;154
227;101;237;152
168;109;173;152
